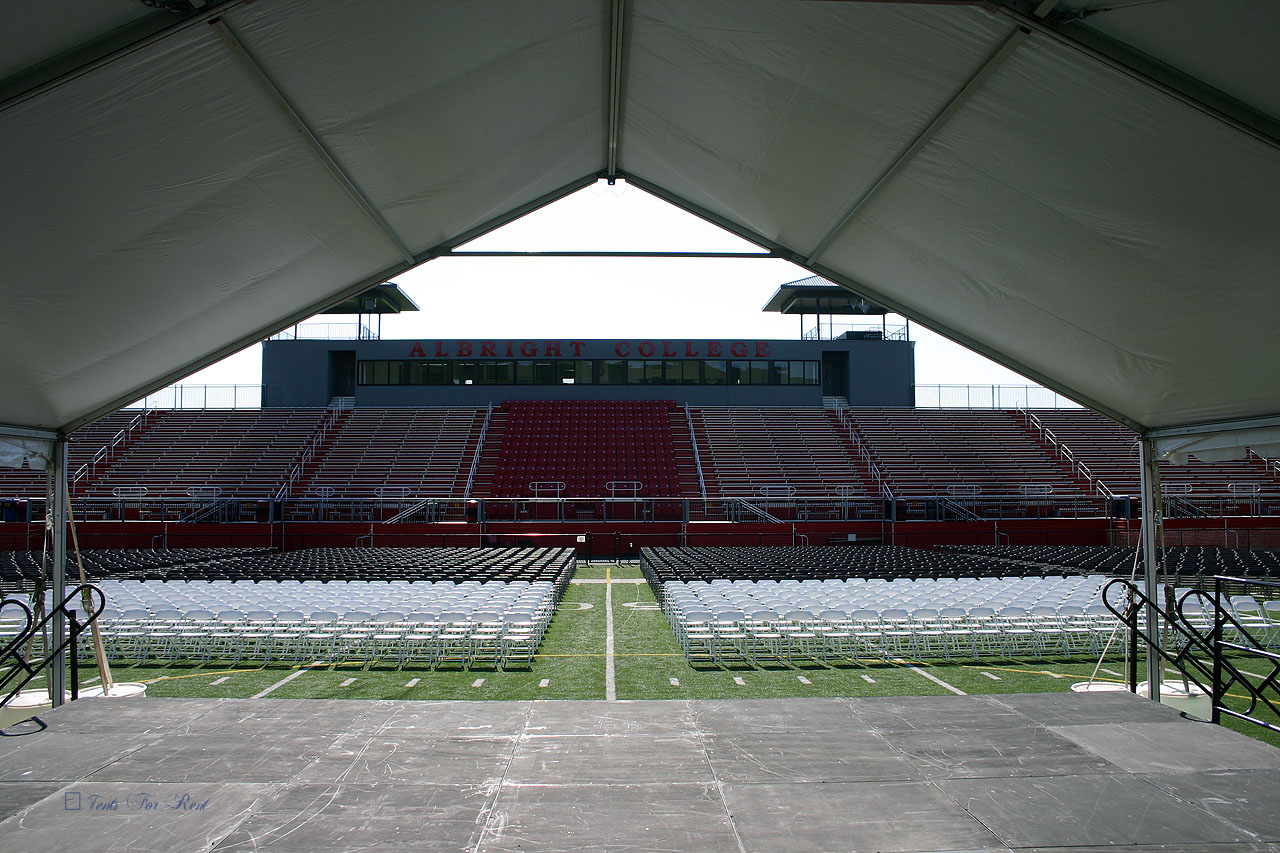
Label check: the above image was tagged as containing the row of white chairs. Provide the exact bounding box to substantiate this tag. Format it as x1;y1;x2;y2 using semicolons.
63;579;564;668
666;604;1123;665
661;576;1120;665
90;609;550;668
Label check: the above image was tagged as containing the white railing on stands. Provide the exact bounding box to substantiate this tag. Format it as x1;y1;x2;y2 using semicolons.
128;384;263;410
268;322;375;341
1017;405;1116;500
463;404;493;499
684;404;707;500
1248;449;1280;481
802;323;908;342
274;404;343;500
71;407;157;488
835;407;893;500
915;384;1082;409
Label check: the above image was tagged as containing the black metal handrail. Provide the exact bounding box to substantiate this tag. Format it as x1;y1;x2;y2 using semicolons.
1101;576;1280;735
1102;577;1218;701
1184;576;1280;733
0;584;105;709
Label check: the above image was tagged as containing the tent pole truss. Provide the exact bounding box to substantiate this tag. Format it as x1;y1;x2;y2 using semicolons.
992;3;1280;153
1138;434;1164;703
0;0;245;113
47;438;68;708
606;0;626;181
211;19;416;265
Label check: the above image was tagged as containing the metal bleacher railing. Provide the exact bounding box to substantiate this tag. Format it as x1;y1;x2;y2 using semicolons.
834;407;893;500
70;408;157;489
128;384;263;410
1017;405;1116;501
914;384;1083;409
684;404;708;500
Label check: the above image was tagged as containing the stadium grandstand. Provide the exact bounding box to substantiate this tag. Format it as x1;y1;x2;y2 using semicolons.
5;3;1280;851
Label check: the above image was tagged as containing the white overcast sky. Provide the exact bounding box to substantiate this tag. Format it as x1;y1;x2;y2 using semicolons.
185;180;1032;388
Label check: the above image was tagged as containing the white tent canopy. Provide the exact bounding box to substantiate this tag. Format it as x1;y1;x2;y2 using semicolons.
2;0;1278;444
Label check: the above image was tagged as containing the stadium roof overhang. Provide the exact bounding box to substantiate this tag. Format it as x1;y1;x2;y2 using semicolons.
322;283;419;316
2;0;1279;460
764;276;889;317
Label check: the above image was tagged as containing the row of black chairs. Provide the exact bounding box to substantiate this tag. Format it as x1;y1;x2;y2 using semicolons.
640;545;1086;590
0;546;576;586
939;544;1280;578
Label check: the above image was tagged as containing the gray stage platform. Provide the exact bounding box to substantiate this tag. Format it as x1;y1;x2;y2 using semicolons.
2;693;1280;852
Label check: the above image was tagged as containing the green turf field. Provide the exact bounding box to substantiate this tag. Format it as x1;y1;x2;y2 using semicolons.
19;561;1280;747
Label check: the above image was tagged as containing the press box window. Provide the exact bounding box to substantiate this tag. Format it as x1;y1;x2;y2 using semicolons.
601;360;625;385
703;360;726;385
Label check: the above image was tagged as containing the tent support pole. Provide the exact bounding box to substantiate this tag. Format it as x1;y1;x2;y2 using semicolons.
48;438;68;707
1138;435;1163;702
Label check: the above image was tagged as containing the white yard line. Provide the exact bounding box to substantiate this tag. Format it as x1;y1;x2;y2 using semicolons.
1100;668;1123;678
894;659;966;695
605;568;617;701
252;666;314;699
405;678;420;688
669;678;680;687
210;676;230;686
472;678;485;688
733;676;746;686
860;674;876;684
1040;670;1065;679
538;679;550;688
797;675;812;685
981;672;1002;681
339;677;356;688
